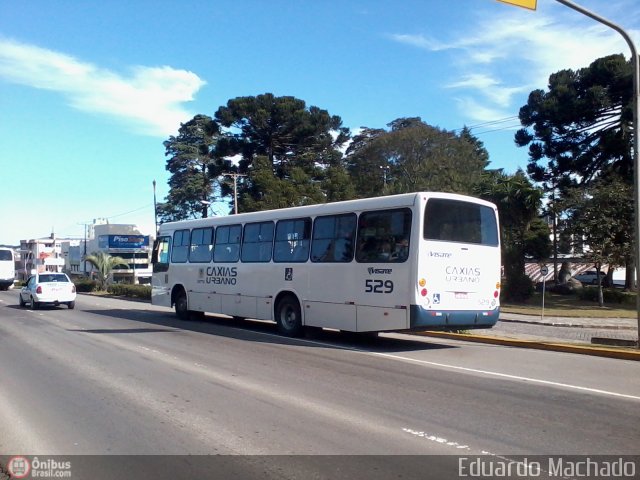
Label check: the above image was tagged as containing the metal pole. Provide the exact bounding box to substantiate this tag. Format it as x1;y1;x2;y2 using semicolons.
542;276;546;321
233;175;238;214
152;180;158;235
554;0;640;347
83;224;87;276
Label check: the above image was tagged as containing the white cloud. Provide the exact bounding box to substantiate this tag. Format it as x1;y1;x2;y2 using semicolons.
0;38;205;136
388;33;447;51
389;2;639;124
452;97;514;125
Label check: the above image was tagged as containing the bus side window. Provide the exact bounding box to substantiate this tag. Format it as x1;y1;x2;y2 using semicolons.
214;224;241;263
171;229;190;263
356;209;411;263
189;227;214;263
242;221;274;263
311;213;356;263
274;218;311;263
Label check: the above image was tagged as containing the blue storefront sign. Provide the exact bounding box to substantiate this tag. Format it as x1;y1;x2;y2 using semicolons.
99;235;149;249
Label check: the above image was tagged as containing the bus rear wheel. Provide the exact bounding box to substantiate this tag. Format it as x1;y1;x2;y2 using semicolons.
276;295;303;337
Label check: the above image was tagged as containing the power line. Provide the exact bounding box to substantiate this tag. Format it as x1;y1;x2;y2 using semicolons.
106;203;153;220
472;123;524;136
467;115;520;129
453;115;521;134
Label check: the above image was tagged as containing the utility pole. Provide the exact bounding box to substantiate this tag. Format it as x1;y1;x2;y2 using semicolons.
380;165;390;191
223;172;248;214
77;222;89;276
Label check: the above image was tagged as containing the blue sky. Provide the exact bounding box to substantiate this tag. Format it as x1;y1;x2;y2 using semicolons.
1;0;638;245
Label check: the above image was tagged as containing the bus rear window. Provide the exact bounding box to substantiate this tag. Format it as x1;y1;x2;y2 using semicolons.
424;199;498;246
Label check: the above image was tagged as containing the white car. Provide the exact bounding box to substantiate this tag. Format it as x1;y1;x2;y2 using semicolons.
573;269;605;285
19;272;76;309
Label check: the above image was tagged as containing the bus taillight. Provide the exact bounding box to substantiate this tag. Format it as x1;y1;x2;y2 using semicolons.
420;288;428;297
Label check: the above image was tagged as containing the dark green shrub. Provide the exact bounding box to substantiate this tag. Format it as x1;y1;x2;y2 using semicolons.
501;273;534;302
73;277;98;292
107;284;151;300
578;287;635;305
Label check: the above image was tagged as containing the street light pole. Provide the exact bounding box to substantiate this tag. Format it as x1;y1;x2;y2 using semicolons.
553;0;639;347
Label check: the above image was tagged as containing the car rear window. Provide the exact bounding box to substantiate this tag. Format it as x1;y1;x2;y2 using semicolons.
39;274;69;283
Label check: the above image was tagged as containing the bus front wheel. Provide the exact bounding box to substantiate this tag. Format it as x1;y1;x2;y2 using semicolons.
174;290;189;320
276;295;303;337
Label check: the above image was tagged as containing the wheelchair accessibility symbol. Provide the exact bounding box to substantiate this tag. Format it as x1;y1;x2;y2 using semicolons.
433;293;440;305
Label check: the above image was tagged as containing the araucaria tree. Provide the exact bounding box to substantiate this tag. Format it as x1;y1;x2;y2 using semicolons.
158;114;220;222
515;54;635;284
211;93;353;212
516;54;634;189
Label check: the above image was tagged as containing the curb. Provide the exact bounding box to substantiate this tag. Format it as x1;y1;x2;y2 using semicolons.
499;317;638;330
416;331;640;361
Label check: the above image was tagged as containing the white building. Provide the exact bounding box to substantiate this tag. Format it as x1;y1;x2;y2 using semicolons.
80;221;153;285
18;221;153;284
18;234;66;281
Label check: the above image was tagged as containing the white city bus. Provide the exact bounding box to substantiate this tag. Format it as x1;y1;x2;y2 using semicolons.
0;248;16;290
151;192;501;336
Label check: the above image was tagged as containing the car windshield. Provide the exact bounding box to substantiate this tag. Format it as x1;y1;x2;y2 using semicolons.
38;274;69;283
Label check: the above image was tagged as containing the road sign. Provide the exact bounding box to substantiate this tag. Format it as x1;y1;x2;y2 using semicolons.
497;0;537;10
540;265;549;276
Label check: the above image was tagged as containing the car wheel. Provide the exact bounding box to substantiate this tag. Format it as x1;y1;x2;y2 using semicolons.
67;301;75;309
19;295;26;307
31;297;40;310
275;294;303;337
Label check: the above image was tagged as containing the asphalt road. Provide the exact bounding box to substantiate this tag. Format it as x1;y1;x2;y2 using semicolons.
1;291;639;479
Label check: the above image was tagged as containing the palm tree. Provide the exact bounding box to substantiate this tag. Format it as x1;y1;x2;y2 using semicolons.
475;169;544;300
84;251;129;290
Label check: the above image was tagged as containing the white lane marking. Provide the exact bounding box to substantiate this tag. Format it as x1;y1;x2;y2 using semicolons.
247;330;640;401
402;428;471;451
138;345;179;360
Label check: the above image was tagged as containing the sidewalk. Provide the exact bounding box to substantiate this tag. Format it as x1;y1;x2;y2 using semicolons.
482;312;639;345
418;312;640;361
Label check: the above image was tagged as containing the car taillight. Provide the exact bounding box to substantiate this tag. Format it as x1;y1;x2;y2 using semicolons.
72;285;76;293
36;285;42;294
